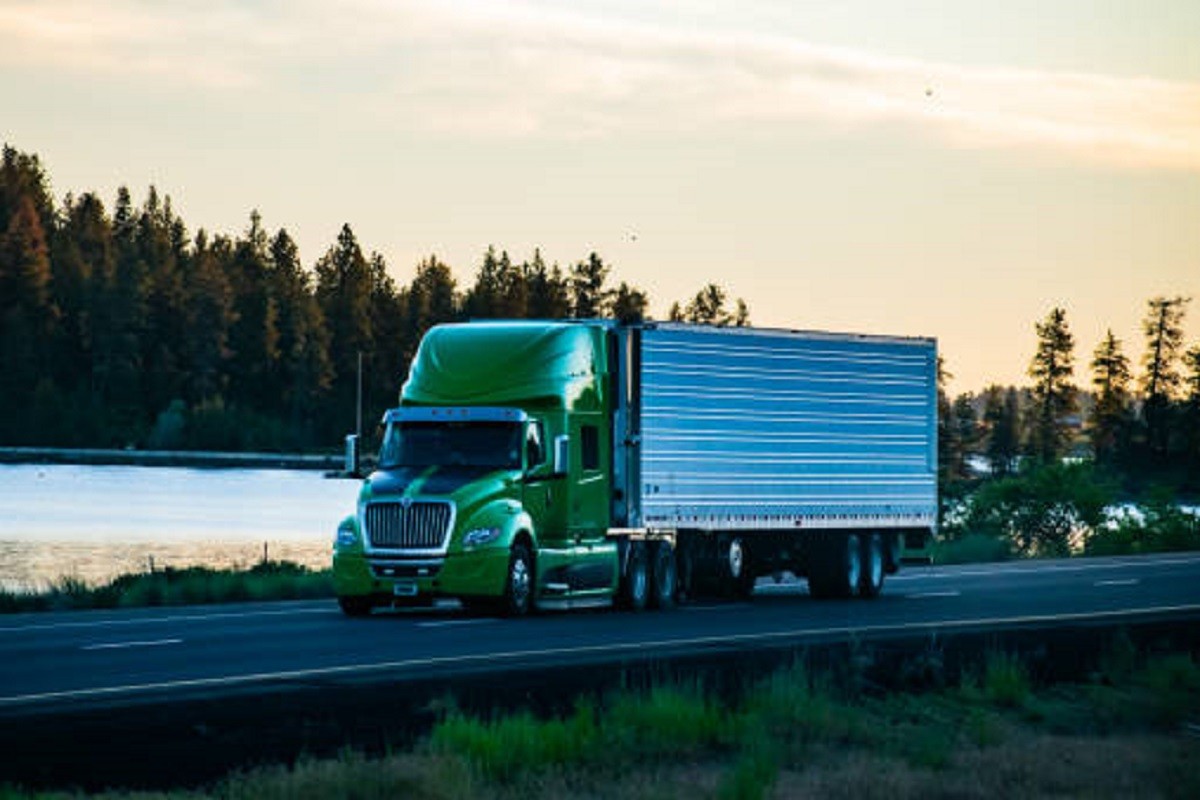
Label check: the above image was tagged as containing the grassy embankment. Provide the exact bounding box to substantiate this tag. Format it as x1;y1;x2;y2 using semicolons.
0;561;331;614
6;637;1199;799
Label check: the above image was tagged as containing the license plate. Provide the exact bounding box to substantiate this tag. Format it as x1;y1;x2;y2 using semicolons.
393;580;418;597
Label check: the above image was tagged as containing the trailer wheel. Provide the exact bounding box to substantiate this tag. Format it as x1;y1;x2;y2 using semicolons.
620;540;649;611
860;533;885;599
337;596;373;617
807;533;862;599
725;537;756;599
503;542;534;617
649;541;677;610
884;532;903;574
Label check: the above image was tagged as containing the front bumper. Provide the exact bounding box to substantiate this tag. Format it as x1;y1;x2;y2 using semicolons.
333;546;511;601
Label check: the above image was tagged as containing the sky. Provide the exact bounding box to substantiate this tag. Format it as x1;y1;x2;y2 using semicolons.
1;0;1197;393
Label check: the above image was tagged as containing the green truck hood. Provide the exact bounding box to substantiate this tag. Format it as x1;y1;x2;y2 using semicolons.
359;465;518;531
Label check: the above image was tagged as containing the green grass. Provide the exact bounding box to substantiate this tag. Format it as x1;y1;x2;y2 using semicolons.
8;643;1200;799
0;560;333;613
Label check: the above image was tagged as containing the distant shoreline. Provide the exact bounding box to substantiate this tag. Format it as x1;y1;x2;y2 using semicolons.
0;446;346;471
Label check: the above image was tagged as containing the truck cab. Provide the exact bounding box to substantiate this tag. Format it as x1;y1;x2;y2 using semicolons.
332;321;622;615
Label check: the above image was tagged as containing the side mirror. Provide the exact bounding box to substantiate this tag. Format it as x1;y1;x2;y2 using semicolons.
552;434;570;476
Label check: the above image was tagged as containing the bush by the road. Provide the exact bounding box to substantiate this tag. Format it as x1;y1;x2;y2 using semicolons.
939;463;1200;561
1087;491;1200;556
0;561;332;614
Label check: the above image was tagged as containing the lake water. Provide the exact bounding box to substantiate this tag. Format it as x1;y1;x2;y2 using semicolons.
0;464;363;591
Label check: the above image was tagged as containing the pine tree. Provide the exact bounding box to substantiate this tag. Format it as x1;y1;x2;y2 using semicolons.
464;245;503;319
184;230;235;404
672;283;749;326
982;385;1020;476
1183;345;1200;474
402;254;460;377
951;393;979;479
0;194;57;441
524;249;570;319
55;193;116;406
316;224;375;433
610;282;648;324
269;228;332;443
1140;295;1190;458
104;185;148;437
1027;307;1077;463
1089;329;1132;466
367;251;408;432
569;252;611;317
138;188;189;415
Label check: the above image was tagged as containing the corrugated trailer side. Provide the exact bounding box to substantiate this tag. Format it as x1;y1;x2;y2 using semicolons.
630;323;936;599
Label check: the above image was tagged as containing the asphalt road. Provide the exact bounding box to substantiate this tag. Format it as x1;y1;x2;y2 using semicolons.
3;553;1199;714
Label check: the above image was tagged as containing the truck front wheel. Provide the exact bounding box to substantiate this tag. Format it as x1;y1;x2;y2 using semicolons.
503;542;534;617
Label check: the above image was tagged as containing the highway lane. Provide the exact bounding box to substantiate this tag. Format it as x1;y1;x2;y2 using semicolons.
2;553;1199;711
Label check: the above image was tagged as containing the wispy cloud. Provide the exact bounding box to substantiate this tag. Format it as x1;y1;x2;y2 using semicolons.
2;0;1197;170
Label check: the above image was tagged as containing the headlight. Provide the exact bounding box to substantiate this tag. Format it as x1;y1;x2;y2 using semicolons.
336;521;359;548
462;526;502;548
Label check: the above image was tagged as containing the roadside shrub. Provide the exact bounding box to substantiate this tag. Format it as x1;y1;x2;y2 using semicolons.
0;562;333;613
606;683;727;756
1086;490;1200;556
430;702;598;782
983;651;1031;709
960;463;1114;557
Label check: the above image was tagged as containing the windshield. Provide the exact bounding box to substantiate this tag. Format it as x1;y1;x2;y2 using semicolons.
378;421;523;470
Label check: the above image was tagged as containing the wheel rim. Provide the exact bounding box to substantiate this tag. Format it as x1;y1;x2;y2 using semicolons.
845;535;861;593
511;555;530;610
729;538;744;579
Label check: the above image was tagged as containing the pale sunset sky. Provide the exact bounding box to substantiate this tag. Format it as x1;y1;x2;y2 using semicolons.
1;0;1197;392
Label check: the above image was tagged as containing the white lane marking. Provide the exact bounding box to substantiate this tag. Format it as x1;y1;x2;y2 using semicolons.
0;605;332;635
889;554;1200;582
906;591;961;599
6;603;1199;707
81;638;183;651
1095;579;1140;587
417;619;493;629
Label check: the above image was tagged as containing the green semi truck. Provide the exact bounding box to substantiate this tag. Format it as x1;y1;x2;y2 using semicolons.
333;320;937;616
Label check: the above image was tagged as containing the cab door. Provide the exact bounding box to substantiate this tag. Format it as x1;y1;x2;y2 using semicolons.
521;418;565;540
565;414;617;593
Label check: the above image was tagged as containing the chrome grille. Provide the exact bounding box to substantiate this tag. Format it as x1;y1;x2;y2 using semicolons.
364;501;452;550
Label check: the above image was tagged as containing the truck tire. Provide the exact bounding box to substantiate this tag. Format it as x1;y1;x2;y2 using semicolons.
649;541;677;610
337;596;373;617
859;533;885;599
807;532;862;599
885;532;903;574
503;542;535;617
725;536;756;599
619;540;649;611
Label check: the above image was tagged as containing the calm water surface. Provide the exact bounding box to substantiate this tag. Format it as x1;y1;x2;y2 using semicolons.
0;464;362;590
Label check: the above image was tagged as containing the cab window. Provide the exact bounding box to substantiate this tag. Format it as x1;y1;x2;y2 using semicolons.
525;420;546;467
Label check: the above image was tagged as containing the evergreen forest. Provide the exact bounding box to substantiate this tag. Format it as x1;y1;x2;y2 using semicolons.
0;145;747;453
2;143;1197;509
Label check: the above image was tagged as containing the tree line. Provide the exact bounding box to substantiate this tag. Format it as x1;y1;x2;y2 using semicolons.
0;145;748;452
939;298;1200;501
